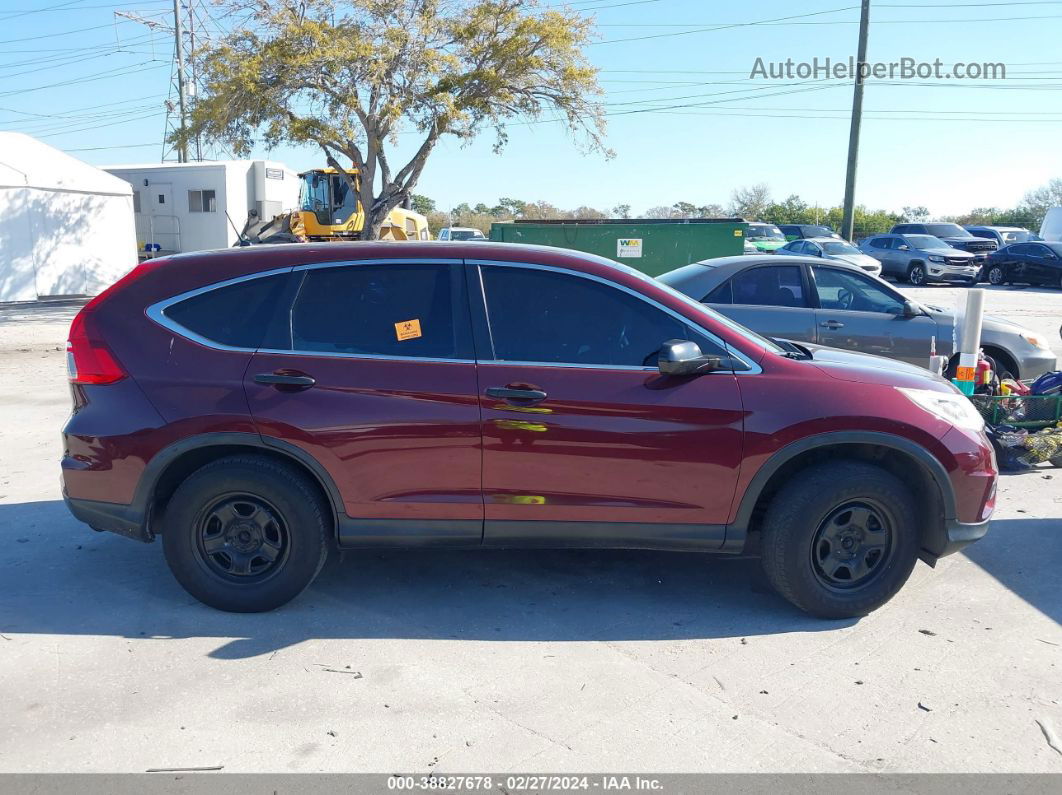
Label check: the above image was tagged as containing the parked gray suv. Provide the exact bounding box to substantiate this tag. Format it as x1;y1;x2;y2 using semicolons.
658;256;1057;379
859;233;981;285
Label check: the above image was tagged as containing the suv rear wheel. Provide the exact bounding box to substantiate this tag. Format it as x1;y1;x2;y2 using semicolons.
760;461;919;619
162;455;330;612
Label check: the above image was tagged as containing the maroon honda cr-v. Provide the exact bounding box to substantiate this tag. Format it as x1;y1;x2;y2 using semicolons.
62;242;997;618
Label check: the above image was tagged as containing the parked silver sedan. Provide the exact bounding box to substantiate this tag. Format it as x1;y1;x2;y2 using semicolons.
776;236;882;276
658;255;1057;379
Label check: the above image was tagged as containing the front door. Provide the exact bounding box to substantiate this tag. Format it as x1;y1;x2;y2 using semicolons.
470;262;745;548
811;264;939;365
243;260;483;545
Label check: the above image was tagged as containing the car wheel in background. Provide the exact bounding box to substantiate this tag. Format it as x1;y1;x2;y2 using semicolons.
907;264;927;286
986;264;1007;286
162;455;330;612
759;461;919;619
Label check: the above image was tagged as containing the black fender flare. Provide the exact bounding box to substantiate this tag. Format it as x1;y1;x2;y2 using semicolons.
725;431;956;551
132;432;345;536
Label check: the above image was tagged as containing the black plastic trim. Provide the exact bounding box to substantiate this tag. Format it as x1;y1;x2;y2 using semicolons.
64;494;153;543
726;431;958;555
483;519;727;550
337;518;483;547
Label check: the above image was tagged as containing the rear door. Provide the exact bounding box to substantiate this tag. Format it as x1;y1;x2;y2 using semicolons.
470;261;745;545
811;264;939;365
243;259;484;544
704;263;818;345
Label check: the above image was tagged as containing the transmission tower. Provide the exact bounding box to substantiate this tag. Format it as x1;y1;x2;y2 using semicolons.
115;1;228;162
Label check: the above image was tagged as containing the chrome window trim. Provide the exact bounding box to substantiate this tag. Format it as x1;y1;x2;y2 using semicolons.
146;266;294;354
468;259;762;375
146;259;473;363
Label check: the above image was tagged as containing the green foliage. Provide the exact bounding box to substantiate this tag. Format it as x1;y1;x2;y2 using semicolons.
410;193;436;215
184;0;606;238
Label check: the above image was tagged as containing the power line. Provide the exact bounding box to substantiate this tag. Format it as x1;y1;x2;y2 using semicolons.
0;60;168;97
593;5;859;45
65;142;158;151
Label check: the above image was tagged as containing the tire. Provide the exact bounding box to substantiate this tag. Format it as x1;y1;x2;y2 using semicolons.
986;264;1006;286
907;263;927;286
760;461;920;619
982;347;1018;382
162;455;330;612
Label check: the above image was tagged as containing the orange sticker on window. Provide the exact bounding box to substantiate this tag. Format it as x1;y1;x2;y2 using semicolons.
395;318;422;341
956;366;976;381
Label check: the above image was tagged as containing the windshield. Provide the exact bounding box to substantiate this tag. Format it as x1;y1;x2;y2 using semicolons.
1002;230;1036;244
904;234;952;250
747;223;785;241
822;241;861;255
924;223;970;238
450;229;484;240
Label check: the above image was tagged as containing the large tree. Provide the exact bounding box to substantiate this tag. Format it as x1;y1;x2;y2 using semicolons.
185;0;606;238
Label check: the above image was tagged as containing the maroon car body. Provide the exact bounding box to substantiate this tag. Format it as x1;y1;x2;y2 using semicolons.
61;242;996;616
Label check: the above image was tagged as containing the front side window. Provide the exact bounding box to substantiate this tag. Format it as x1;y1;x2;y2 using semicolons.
164;274;287;348
730;265;808;308
812;266;904;314
481;266;724;367
188;189;216;213
288;264;471;359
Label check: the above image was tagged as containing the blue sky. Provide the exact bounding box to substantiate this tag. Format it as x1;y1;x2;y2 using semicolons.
2;0;1061;217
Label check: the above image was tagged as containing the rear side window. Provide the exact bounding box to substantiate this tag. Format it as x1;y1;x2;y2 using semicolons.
481;266;724;367
286;263;471;359
164;273;287;349
868;237;891;249
704;280;732;304
730;265;808;308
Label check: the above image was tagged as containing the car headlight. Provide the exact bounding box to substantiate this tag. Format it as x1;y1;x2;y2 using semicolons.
1021;332;1049;350
927;255;945;262
897;387;984;432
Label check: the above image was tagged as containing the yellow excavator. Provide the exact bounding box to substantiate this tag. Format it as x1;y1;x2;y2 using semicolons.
240;167;430;244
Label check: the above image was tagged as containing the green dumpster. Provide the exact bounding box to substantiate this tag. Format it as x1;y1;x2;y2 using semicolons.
488;218;748;277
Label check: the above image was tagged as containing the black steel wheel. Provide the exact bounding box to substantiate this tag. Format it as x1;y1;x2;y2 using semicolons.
193;494;290;582
809;500;893;591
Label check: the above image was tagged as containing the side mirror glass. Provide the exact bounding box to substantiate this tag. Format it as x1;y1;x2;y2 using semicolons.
902;299;921;318
658;340;722;376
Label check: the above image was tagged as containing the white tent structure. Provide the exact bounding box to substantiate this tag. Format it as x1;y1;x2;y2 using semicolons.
0;133;137;302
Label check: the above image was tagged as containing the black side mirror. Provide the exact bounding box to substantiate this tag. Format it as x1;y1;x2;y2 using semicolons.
658;340;722;376
902;299;921;318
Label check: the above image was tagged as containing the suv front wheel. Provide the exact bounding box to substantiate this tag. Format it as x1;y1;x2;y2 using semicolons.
906;263;927;286
162;455;330;612
760;461;919;619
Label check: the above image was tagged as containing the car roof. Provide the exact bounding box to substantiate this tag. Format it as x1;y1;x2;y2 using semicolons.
660;254;870;295
802;236;848;243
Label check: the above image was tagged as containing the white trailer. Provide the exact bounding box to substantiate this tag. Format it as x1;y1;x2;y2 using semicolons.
103;160;300;256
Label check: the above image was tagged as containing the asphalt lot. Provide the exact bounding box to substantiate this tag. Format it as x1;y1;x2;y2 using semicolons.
0;284;1059;774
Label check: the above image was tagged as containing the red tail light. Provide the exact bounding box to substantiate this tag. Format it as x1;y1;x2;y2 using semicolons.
67;260;164;386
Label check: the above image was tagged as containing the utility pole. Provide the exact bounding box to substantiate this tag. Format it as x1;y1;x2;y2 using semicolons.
840;0;870;242
172;0;189;163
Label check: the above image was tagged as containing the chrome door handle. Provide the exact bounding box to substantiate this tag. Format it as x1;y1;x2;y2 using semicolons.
819;320;845;329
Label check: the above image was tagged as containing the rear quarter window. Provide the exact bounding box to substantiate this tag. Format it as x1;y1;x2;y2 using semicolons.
163;273;288;349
